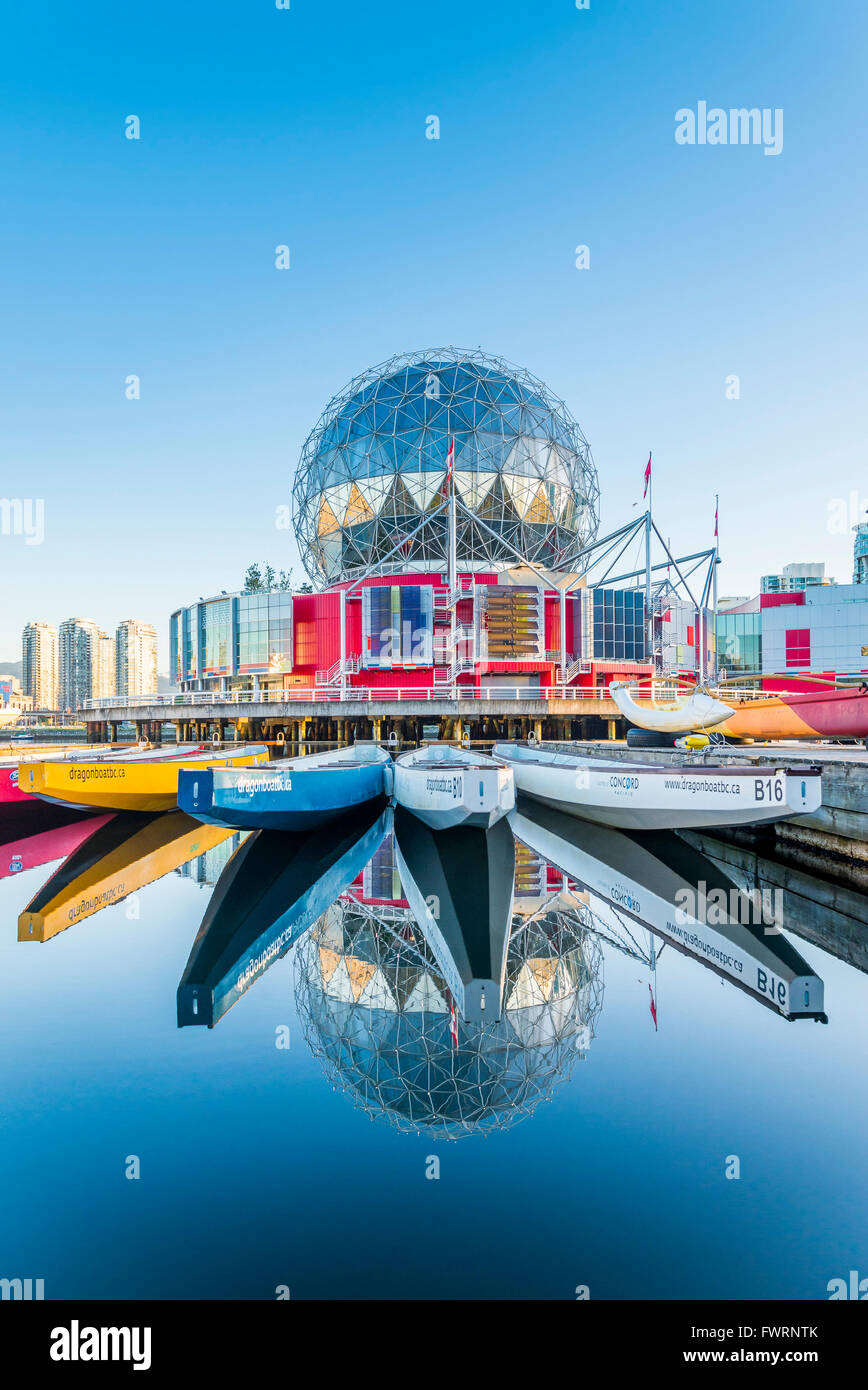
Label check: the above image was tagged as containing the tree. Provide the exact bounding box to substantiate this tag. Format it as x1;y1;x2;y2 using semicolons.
243;563;263;593
243;562;315;595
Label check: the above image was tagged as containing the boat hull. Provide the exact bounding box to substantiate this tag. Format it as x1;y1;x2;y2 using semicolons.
178;756;389;831
19;747;269;813
0;812;114;880
492;746;821;831
177;805;391;1026
393;757;514;831
18;811;236;941
0;766;34;807
509;800;826;1020
718;687;868;740
393;806;515;1021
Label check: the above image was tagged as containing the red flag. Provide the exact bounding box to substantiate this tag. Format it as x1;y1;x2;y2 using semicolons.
446;437;455;487
714;501;719;538
643;452;652;499
449;995;458;1048
649;982;658;1030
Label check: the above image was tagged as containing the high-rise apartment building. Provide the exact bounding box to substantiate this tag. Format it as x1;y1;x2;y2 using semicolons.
115;620;158;698
760;562;830;594
93;632;116;700
22;621;59;709
58;619;114;710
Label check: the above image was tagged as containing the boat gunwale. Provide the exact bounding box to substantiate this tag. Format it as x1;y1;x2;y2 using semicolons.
491;744;821;778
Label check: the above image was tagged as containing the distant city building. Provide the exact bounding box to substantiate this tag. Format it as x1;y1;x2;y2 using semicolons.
93;632;116;699
0;673;33;713
116;619;157;698
853;523;868;584
22;620;59;708
58;619;114;710
761;562;831;594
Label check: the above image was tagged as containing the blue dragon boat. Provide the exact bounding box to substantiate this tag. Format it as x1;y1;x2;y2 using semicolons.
178;743;392;831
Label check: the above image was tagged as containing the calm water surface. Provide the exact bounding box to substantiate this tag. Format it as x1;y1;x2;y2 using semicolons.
1;801;866;1301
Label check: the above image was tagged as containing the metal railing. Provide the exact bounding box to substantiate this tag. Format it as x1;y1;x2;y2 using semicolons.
83;684;623;710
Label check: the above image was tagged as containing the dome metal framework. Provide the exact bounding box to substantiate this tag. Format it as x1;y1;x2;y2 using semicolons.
292;347;600;586
294;895;604;1140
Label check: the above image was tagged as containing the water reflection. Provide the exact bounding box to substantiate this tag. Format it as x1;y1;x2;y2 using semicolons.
294;878;602;1140
177;805;390;1027
17;811;235;942
511;800;827;1022
3;789;857;1142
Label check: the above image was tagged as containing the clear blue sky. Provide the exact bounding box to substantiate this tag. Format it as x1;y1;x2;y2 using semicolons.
1;0;866;665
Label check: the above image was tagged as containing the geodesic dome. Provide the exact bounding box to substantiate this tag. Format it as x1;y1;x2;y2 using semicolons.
292;348;600;585
294;897;604;1140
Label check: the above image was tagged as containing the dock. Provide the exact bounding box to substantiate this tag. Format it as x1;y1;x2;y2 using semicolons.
76;696;868;872
80;690;628;748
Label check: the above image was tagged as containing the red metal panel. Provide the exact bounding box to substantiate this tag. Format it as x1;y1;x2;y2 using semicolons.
785;628;811;667
292;595;317;671
544;595;560;650
760;592;805;608
314;591;341;671
353;667;435;690
346;597;362;658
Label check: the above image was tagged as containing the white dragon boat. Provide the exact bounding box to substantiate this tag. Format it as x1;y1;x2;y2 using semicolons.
491;741;821;831
393;744;515;830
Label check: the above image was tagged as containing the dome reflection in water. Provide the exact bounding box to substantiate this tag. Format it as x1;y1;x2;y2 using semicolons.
295;887;603;1141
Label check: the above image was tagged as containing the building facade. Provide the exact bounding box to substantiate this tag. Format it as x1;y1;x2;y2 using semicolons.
22;621;59;709
0;674;33;714
58;619;114;710
853;523;868;585
116;620;158;699
167;575;720;697
715;584;868;681
716;599;762;676
170;590;295;691
761;584;868;677
93;633;116;700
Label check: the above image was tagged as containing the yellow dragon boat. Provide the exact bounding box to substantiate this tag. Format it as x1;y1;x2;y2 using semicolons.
19;743;269;813
18;811;237;942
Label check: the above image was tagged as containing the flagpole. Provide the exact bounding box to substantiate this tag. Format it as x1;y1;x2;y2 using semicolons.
644;452;653;674
713;492;720;683
447;436;457;699
449;439;457;597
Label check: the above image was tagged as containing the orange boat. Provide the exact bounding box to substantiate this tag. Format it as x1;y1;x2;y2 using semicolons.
716;686;868;741
626;679;868;742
